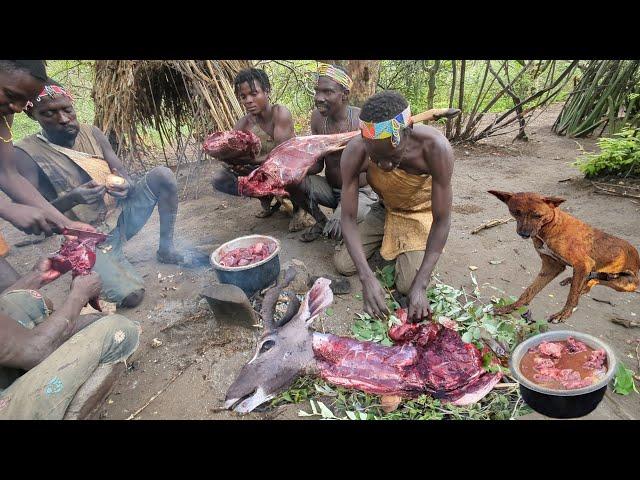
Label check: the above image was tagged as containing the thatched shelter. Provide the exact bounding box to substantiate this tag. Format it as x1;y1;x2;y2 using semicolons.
92;60;252;169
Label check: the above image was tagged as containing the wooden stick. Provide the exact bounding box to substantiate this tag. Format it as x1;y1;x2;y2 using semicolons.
592;181;640;191
471;217;514;234
611;317;640;329
592;297;615;306
126;357;199;420
493;383;518;389
592;182;640;199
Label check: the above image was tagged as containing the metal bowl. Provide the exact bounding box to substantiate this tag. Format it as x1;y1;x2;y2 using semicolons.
509;330;617;419
210;235;281;297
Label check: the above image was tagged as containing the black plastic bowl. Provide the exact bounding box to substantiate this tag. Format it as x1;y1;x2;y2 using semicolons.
210;235;281;297
509;331;617;419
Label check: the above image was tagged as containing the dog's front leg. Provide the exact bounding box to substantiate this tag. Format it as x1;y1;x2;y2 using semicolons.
494;255;565;316
548;263;592;323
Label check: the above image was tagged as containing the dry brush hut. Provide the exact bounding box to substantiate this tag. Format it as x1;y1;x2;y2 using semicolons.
92;60;252;171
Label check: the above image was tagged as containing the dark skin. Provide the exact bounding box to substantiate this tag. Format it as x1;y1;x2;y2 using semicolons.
221;81;294;172
340;124;454;322
0;69;94;236
287;76;366;233
0;260;102;371
15;95;182;259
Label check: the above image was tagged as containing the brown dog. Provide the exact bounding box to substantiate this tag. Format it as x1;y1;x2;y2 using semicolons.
488;190;640;323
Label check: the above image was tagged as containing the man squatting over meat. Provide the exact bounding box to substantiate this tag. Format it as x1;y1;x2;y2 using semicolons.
338;91;454;322
13;79;184;308
286;63;377;242
211;68;298;221
0;60;95;291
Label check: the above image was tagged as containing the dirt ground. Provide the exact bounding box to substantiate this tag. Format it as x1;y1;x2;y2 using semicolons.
2;104;639;420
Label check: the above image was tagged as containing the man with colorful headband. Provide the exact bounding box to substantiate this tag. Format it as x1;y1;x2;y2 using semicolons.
287;63;377;242
336;91;454;323
13;79;184;308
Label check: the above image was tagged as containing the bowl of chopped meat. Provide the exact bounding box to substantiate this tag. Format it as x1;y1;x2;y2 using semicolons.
510;331;617;418
210;235;281;297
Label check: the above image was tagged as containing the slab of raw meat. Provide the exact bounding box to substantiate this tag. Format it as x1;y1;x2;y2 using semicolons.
238;131;360;197
217;242;275;268
312;308;502;405
50;230;107;310
203;130;261;160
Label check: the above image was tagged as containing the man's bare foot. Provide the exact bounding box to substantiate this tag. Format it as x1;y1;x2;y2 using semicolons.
288;209;315;232
255;198;281;218
299;223;324;242
157;247;185;265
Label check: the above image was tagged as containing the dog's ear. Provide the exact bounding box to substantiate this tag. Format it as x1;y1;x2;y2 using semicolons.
543;195;566;208
488;190;513;204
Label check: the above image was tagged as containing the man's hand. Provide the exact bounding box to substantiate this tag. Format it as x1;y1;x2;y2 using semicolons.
106;169;130;199
70;272;102;303
64;221;97;233
361;275;389;319
70;180;106;205
32;257;63;285
407;286;432;323
323;207;342;240
2;204;61;236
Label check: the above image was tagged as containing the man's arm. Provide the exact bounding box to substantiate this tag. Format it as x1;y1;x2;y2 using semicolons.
407;135;454;318
0;272;101;370
91;126;132;183
0;115;96;234
307;109;325;175
340;140;389;318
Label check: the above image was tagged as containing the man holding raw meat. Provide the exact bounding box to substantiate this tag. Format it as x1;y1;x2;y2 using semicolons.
287;63;377;242
0;257;140;419
337;91;454;323
210;68;297;219
13;79;184;308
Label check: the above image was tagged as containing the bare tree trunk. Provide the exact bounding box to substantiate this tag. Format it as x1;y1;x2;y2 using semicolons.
344;60;380;107
426;60;441;109
317;60;380;107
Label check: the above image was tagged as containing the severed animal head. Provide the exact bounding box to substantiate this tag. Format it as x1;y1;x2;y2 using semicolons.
224;271;333;413
488;190;566;239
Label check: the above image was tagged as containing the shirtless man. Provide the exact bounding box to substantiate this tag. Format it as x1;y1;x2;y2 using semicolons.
338;91;454;323
287;63;377;242
211;68;295;217
0;60;93;291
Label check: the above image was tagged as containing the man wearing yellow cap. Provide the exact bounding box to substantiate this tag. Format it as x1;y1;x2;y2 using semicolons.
287;63;377;242
337;91;454;323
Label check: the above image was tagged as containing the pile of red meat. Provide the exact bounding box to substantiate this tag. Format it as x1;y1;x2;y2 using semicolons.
50;230;107;310
523;337;607;390
313;308;503;405
203;130;262;160
217;241;276;268
237;131;359;197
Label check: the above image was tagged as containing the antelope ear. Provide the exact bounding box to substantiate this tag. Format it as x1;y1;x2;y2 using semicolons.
300;278;334;327
543;195;566;208
488;190;513;204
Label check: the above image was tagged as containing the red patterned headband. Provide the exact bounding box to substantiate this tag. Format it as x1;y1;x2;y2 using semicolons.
26;85;73;109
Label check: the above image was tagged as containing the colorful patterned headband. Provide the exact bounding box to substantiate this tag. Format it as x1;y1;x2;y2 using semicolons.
359;106;411;147
25;85;73;109
317;63;353;91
